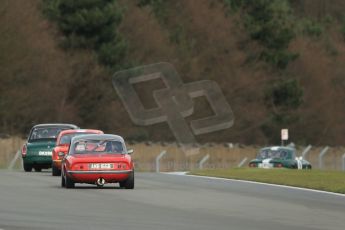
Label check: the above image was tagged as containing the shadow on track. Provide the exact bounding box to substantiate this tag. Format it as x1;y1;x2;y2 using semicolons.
52;184;127;190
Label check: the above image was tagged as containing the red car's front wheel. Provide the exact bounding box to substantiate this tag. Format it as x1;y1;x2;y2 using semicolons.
62;168;74;188
52;164;61;176
61;173;65;187
120;171;134;189
65;174;75;188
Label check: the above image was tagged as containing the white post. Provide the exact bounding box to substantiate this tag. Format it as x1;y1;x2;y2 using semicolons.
7;150;21;170
342;153;345;171
295;156;303;170
318;146;329;169
301;145;312;159
155;150;167;173
199;154;210;169
237;157;248;168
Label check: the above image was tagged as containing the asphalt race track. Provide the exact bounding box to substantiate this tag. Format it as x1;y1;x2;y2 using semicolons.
0;170;344;230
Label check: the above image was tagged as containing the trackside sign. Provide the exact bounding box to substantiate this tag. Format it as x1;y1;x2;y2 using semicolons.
281;129;289;141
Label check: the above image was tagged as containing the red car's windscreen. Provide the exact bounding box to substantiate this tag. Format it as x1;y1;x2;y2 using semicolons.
59;132;99;145
72;140;125;154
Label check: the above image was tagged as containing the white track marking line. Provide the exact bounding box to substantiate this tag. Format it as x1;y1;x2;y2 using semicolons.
163;172;345;198
163;171;188;175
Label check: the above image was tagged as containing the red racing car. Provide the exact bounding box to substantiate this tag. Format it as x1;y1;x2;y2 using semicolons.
51;129;103;176
61;134;134;189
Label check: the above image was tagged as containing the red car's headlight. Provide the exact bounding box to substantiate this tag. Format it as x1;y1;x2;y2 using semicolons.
58;152;65;159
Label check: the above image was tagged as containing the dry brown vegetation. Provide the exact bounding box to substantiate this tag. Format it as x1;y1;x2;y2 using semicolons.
0;137;24;168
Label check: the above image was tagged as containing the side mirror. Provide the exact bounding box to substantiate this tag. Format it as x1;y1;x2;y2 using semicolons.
127;149;134;155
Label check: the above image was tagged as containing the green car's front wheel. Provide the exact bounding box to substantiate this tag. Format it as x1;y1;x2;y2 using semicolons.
23;163;32;172
34;167;42;172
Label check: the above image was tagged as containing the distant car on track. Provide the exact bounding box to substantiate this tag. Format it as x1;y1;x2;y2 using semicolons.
61;134;134;189
21;124;79;172
51;129;104;176
248;146;312;169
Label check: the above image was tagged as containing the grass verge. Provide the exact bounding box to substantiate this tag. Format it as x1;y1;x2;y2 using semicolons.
190;168;345;194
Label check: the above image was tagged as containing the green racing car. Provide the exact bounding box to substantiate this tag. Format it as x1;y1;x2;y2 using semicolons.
21;123;78;172
248;146;312;169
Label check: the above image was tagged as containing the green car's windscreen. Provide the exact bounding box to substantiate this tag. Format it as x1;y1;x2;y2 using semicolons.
29;127;71;142
257;148;294;160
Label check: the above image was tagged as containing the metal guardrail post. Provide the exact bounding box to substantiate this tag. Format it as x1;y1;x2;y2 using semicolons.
155;150;167;173
287;142;295;148
342;153;345;171
199;154;210;169
301;145;312;159
318;146;329;169
7;150;21;170
295;157;303;170
237;157;248;168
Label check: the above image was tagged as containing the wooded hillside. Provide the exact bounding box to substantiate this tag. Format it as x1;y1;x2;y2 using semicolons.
1;0;345;145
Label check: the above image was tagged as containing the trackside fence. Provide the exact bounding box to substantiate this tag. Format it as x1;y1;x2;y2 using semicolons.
127;142;345;172
1;137;345;172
